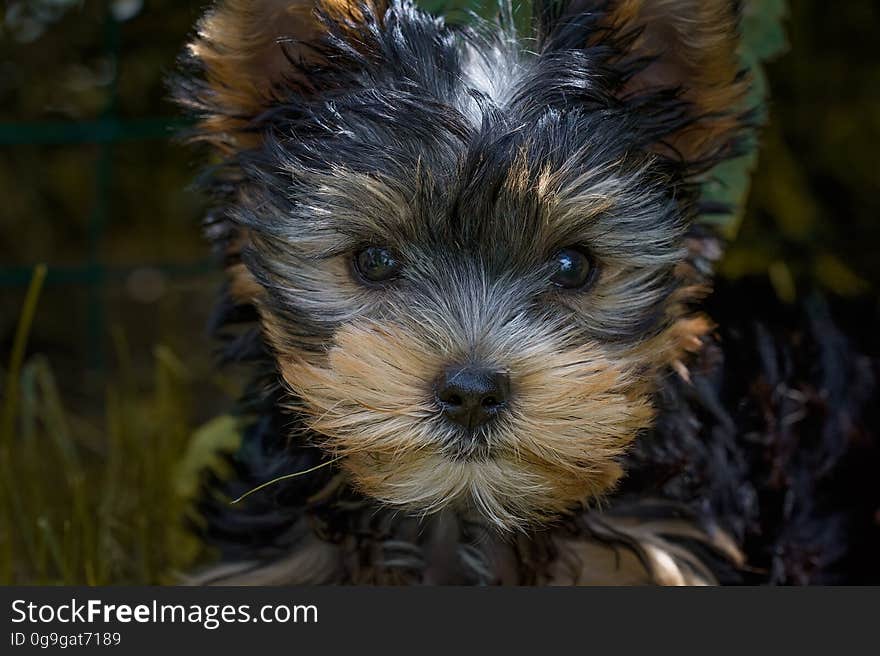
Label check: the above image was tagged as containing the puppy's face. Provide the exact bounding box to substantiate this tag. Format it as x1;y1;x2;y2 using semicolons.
180;0;746;529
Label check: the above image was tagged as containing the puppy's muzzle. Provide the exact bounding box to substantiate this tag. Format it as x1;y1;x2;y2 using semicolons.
435;365;510;431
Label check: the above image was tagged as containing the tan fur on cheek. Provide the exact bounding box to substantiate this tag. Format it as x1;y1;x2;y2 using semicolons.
267;319;656;530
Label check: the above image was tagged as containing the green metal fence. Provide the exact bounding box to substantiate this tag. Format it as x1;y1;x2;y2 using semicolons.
0;2;213;370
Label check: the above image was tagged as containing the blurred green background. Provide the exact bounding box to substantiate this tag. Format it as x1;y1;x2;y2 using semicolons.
0;0;878;584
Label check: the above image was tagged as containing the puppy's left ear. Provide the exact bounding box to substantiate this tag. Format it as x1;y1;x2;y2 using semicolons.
611;0;749;170
538;0;750;172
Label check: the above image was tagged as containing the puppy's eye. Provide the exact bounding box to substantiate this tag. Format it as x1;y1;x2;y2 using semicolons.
549;247;594;289
354;246;401;283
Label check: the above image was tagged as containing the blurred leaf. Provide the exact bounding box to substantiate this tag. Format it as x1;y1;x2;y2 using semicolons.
175;414;242;500
815;253;869;296
702;0;790;238
741;0;789;65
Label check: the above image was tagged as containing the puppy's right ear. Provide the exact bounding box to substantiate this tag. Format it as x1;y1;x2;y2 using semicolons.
175;0;385;153
175;1;384;308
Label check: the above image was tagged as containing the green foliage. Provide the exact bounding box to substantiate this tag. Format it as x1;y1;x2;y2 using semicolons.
0;268;238;585
720;1;879;299
701;0;790;237
175;414;243;501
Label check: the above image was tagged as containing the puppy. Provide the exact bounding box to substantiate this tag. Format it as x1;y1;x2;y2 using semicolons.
175;0;879;585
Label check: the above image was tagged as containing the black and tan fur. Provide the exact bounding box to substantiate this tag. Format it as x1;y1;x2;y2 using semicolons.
174;0;879;584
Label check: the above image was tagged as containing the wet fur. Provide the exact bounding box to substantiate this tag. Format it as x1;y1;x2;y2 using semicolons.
175;0;879;584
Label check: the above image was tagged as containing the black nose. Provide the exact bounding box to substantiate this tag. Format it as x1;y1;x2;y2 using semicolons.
435;366;510;430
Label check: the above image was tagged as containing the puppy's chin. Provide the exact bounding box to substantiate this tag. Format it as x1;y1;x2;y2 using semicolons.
272;321;656;531
340;449;625;530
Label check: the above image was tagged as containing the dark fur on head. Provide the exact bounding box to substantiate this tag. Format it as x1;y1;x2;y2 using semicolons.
176;0;749;531
174;0;879;585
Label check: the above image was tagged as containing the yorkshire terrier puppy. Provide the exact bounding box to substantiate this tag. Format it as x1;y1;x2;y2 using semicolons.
176;0;879;584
